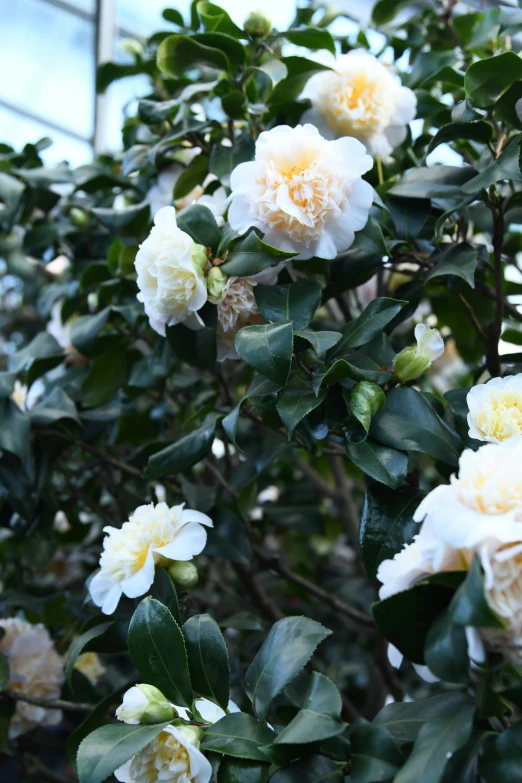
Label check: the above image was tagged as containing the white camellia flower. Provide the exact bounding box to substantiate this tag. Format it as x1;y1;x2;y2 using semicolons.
116;684;175;725
134;207;208;336
301;51;417;158
89;502;213;615
467;375;522;443
0;618;65;738
481;542;522;663
74;652;106;685
228;124;373;260
10;379;44;412
393;324;444;383
115;724;212;783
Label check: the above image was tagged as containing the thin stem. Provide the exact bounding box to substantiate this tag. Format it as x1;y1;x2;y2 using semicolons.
43;430;142;478
376;155;384;186
486;190;505;376
4;690;93;713
457;293;488;346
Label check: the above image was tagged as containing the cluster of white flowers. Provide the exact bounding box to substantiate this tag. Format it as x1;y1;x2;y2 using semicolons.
114;686;241;783
0;618;65;738
378;426;522;665
134;51;416;355
89;502;212;615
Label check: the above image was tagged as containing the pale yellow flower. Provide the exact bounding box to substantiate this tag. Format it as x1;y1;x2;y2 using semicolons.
467;375;522;443
74;652;105;684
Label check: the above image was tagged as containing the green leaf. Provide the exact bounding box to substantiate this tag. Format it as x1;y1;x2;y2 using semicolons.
91;202;150;234
424;610;469;684
425;242;477;288
465;52;522;108
146;413;220;479
77;722;171;783
284;28;335;54
373;693;473;744
314;359;393;391
176;204;220;252
350;723;404;783
218;758;270;783
201;713;274;761
70;309;110;355
462;135;522;192
350;381;386;433
388;166;478;199
205;507;252;564
0;372;16;398
255;280;322;331
30;387;81;426
450;555;504;628
0;398;30;463
277;386;327;438
222;375;281;447
183;614;230;710
480;721;522;783
82;346;128;408
0;654;9;692
66;622;112;688
294;330;341;357
235;322;293;386
173;154;209;200
8;332;63;384
209;133;255;187
394;701;475;783
345;439;408;489
427;120;492;154
221;231;297;276
245;616;331;720
149;566;182;626
269;56;332;107
360;484;424;579
273;672;346;744
68;689;127;772
157;33;229;76
269;755;342;782
192;32;246;69
372;0;413;24
372;584;454;664
127;597;193;707
197;1;244;36
162;7;184;26
167;319;216;372
352;216;388;256
370;386;461;466
329;298;406;358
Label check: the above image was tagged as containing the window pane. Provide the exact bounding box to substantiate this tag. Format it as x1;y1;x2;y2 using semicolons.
0;105;93;168
0;0;95;139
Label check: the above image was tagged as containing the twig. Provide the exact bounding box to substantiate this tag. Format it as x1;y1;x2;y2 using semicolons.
4;690;93;713
44;430;142;478
486;189;505;376
232;563;283;623
23;754;73;783
297;460;341;501
329;455;361;555
457;293;488;346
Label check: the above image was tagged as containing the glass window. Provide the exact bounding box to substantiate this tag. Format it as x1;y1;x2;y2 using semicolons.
0;104;93;167
0;0;95;140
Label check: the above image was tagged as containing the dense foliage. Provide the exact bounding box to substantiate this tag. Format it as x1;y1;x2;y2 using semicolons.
2;1;522;781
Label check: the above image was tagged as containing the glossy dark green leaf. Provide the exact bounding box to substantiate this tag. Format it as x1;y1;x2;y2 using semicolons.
157;33;229;75
221;231;296;276
201;713;274;761
394;701;475;783
255;280;322;331
235;322;293;386
277;386;327;438
66;622;113;687
388;166;478;199
449;556;504;628
146;413;220;479
373;693;473;744
149;565;182;626
209;133;255;186
0;398;30;463
245;616;331;720
166;319;216;371
70;309;110;355
425;242;477;288
273;672;346;744
91;202;149;233
8;332;63;384
30;387;81;426
360;484;424;579
197;1;244;36
269;56;332;107
462;136;522;192
173;154;209;200
329;298;406;358
128;597;193;707
218;758;270;783
176;204;220;251
284;28;335;54
370;387;461;466
205;507;252;564
222;375;281;447
350;381;386;433
424;610;469;684
77;722;171;783
480;721;522;783
269;755;342;782
183;613;230;710
427;121;492;154
82;346;128;408
372;584;454;664
465;52;522;108
294;330;341;357
314;358;393;392
345;439;408;489
350;723;404;783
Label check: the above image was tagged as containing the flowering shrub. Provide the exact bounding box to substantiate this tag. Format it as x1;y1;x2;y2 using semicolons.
2;1;522;781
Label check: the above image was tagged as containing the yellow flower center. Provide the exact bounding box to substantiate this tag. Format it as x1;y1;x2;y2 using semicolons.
475;388;522;442
127;731;192;783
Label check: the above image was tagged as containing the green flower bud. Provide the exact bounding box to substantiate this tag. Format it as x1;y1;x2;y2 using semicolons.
116;684;175;725
207;266;228;303
191;243;208;275
69;207;88;228
177;724;204;749
168;560;199;588
120;38;144;58
393;346;431;383
244;10;272;38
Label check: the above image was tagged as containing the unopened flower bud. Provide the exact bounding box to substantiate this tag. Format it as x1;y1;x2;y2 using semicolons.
207;267;228;303
69;207;88;228
168;561;199;588
116;684;175;725
191;243;208;273
244;10;272;38
393;324;444;383
121;38;143;58
177;724;204;749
